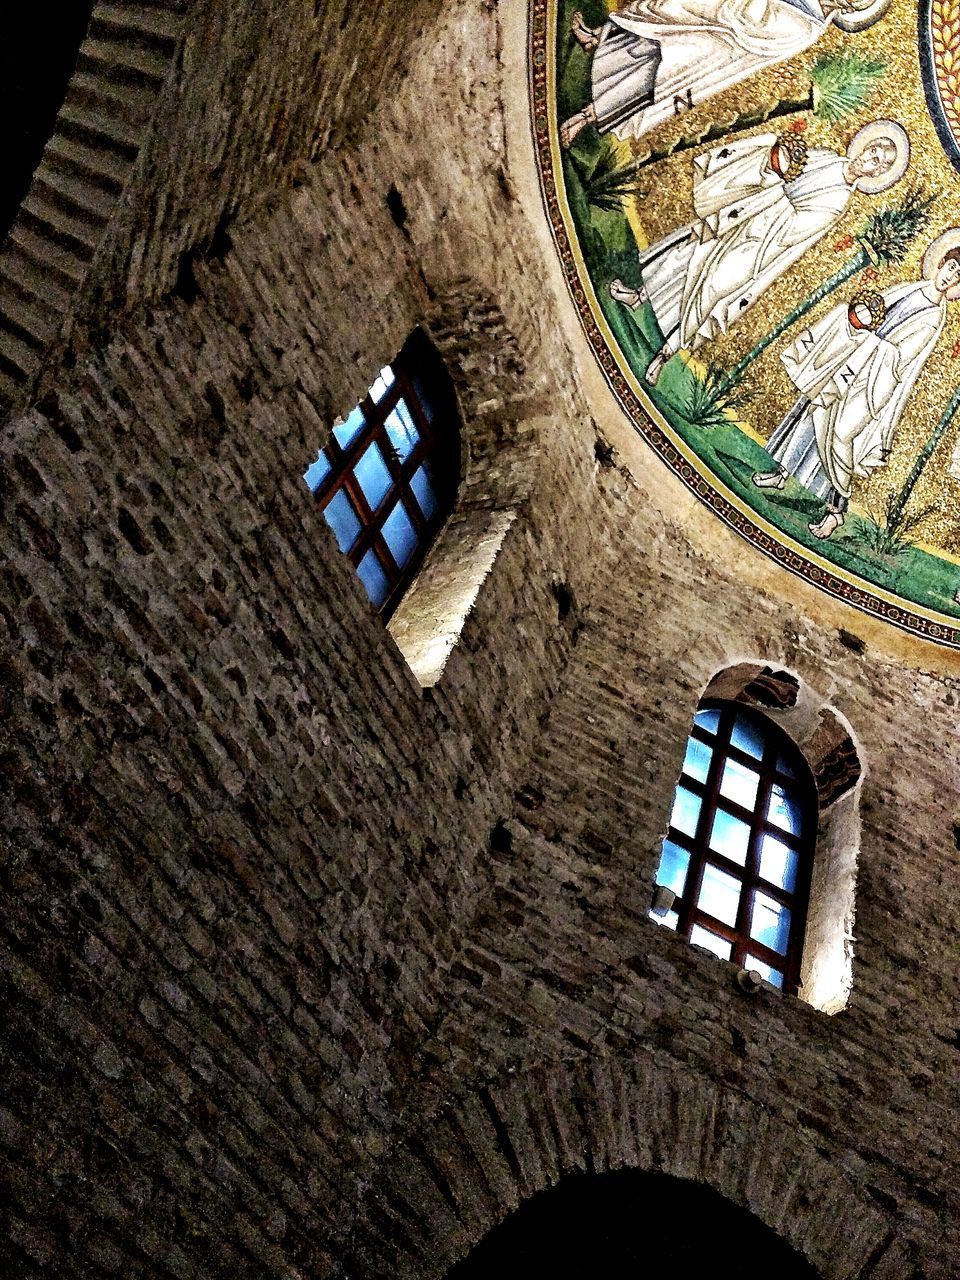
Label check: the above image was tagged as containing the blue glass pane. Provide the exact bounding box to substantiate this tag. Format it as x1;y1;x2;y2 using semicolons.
694;708;720;735
649;908;679;930
768;783;802;836
719;758;760;810
384;400;420;462
323;490;361;553
303;450;332;493
776;754;796;778
698;862;742;927
759;835;799;892
731;715;765;760
689;924;732;961
708;808;750;865
357;550;389;608
750;892;792;956
669;786;701;839
681;736;712;785
410;465;438;520
353;442;392;512
744;955;784;989
655;840;691;897
369;366;395;403
382;500;419;569
333;405;365;450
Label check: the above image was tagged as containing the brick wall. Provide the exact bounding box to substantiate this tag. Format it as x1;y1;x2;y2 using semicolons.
3;0;960;1276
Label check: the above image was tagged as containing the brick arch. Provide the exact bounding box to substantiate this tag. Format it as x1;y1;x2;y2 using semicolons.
0;1;186;411
346;1056;910;1280
701;663;863;808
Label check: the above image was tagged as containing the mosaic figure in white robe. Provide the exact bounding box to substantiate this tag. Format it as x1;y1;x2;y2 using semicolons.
752;233;960;539
608;121;909;384
561;0;891;150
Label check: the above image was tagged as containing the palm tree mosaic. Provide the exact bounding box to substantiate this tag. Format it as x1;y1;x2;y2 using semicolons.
541;0;960;636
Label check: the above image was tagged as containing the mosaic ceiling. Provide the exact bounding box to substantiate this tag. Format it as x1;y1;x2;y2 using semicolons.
530;0;960;646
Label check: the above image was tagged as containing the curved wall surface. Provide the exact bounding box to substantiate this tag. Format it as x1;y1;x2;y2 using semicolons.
532;0;960;650
1;0;959;1277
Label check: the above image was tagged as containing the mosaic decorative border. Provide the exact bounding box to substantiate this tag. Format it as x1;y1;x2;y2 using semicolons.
920;0;960;174
529;0;960;650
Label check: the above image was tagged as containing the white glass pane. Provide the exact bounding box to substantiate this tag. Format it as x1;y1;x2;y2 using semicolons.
333;405;365;450
353;442;393;512
369;366;395;403
303;450;332;493
689;924;732;961
694;708;720;735
744;955;784;990
382;500;418;569
655;840;691;897
385;399;420;462
357;549;390;608
719;758;760;810
730;715;765;760
698;862;742;928
759;835;799;892
410;465;438;520
768;783;802;836
648;909;679;930
708;808;750;865
750;892;792;956
669;786;701;839
681;736;712;785
323;490;361;553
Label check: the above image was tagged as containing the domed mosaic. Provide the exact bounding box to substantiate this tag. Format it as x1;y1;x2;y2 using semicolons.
530;0;960;646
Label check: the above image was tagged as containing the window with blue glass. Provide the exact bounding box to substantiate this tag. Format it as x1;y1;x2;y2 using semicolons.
651;702;817;995
303;330;461;618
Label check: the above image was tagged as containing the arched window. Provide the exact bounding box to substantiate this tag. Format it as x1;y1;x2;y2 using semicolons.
304;329;461;619
651;701;819;995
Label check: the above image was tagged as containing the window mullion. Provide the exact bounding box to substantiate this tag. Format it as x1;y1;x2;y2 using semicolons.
656;703;815;992
678;709;728;938
304;335;462;618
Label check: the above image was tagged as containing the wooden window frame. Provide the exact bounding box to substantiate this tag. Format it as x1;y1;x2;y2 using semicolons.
312;347;459;620
662;701;818;995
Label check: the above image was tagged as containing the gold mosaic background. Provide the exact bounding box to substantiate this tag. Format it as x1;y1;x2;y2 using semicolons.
607;0;960;553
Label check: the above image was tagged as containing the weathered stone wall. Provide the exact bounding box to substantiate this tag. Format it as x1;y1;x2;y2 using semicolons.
0;2;605;1274
0;0;467;411
355;451;960;1275
2;0;960;1277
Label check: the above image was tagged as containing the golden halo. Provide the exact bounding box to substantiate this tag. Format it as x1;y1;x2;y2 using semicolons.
923;228;960;300
846;120;910;194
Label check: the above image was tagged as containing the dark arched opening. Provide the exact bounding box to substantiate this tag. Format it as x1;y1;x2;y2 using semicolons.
0;3;96;242
446;1168;820;1279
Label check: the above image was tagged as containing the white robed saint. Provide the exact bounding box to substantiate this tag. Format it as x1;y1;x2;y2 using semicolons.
609;121;909;384
752;230;960;539
561;0;891;149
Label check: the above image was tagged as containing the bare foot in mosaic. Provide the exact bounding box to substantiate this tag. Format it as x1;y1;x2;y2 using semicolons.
752;470;786;490
808;511;844;539
610;278;646;310
560;105;597;149
644;346;671;386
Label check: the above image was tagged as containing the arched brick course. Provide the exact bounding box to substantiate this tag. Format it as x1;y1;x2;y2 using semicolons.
350;1056;906;1280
